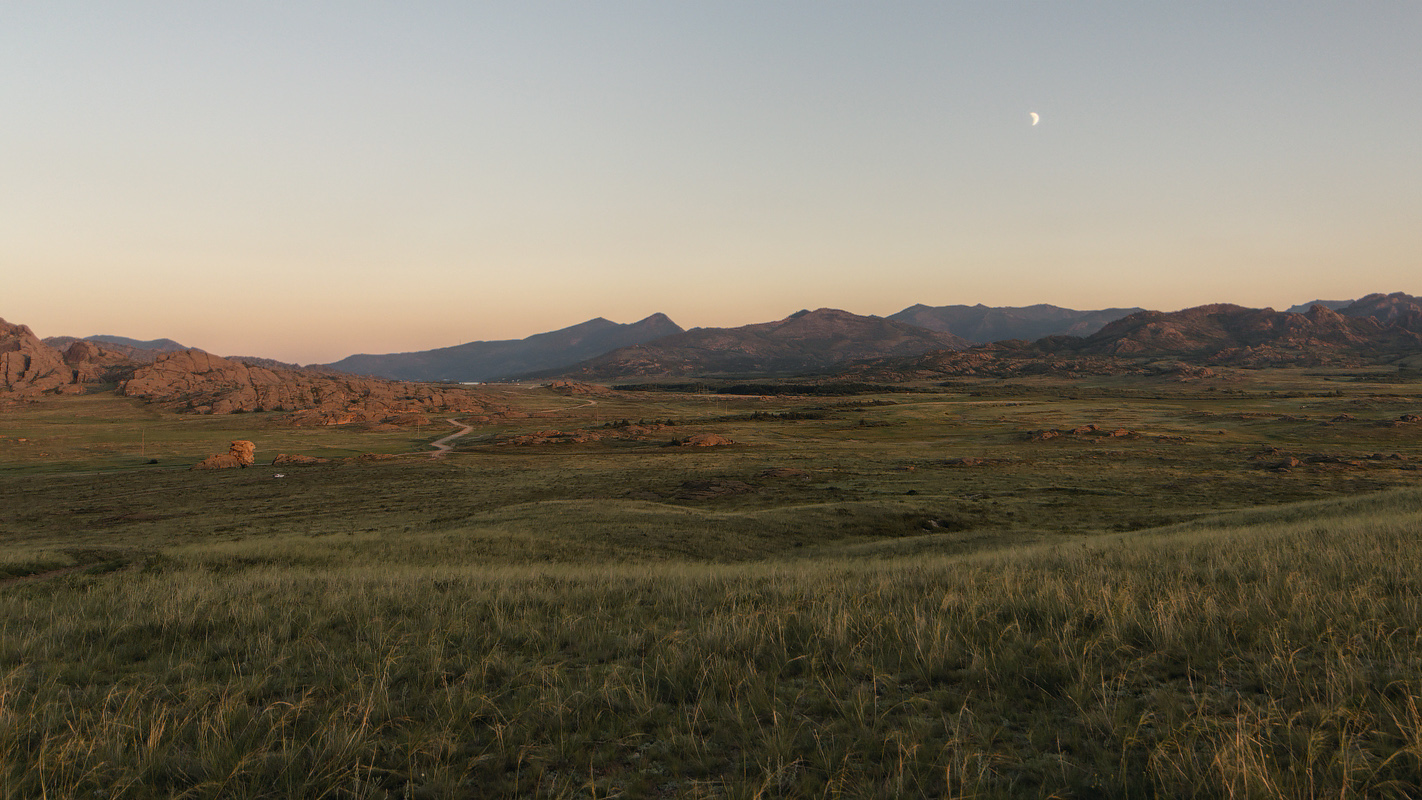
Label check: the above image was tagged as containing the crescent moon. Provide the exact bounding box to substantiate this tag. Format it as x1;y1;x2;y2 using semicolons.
1029;112;1039;126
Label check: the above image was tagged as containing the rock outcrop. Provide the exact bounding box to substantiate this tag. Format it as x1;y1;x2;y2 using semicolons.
1;319;86;397
123;349;507;424
230;440;256;465
193;440;257;470
43;335;180;365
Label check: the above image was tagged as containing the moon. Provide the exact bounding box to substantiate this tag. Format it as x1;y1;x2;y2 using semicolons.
1029;112;1040;126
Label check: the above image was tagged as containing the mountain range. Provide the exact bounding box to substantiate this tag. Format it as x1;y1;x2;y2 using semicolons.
848;293;1422;380
541;308;971;379
1044;293;1422;364
324;313;683;382
8;293;1421;399
315;303;1144;382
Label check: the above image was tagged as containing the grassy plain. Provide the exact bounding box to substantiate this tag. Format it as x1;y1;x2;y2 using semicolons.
1;368;1420;797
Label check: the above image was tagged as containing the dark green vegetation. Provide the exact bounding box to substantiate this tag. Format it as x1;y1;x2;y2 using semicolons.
2;368;1421;797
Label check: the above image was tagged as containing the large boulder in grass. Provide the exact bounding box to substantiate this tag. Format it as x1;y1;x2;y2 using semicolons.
193;440;256;470
229;440;256;465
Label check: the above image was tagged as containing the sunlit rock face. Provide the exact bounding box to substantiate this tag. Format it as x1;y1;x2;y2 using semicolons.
192;440;258;470
122;349;509;425
0;318;79;396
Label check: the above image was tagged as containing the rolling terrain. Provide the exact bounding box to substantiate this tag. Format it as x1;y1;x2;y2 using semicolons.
4;299;1422;795
3;365;1422;796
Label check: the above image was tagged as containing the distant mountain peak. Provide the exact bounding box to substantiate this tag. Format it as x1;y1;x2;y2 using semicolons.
630;312;677;327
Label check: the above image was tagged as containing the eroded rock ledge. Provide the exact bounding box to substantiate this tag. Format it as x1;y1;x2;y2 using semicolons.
123;349;507;425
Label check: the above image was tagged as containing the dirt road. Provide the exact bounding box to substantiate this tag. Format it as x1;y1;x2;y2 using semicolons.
428;418;474;457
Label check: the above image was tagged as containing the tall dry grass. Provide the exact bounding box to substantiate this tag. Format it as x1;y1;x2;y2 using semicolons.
1;491;1420;797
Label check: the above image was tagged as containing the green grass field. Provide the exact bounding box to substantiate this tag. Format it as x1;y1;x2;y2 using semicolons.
1;370;1420;797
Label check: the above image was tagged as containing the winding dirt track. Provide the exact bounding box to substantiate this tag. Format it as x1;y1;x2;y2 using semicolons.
425;398;599;457
428;418;475;457
533;398;598;415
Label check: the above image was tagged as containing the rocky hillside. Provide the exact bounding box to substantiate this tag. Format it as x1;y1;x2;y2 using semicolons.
2;319;142;397
122;350;507;424
547;308;969;379
1338;292;1422;329
888;303;1142;343
1051;303;1422;364
848;300;1422;379
2;319;83;397
326;313;684;382
42;334;188;364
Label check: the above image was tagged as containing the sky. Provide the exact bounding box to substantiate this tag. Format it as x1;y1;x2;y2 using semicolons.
3;2;1419;364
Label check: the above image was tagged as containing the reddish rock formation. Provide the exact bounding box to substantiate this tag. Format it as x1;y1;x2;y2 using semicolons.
123;349;507;424
1;319;82;397
230;440;256;465
192;440;256;470
677;433;735;447
1339;292;1422;331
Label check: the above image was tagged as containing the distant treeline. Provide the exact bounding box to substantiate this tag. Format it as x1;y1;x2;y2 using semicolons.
611;382;919;396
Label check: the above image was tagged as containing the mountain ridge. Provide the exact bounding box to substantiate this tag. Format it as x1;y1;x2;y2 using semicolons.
324;313;683;382
887;303;1144;343
842;296;1422;379
10;292;1422;395
539;308;970;379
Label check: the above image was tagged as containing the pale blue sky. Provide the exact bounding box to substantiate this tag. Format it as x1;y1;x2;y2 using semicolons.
3;2;1418;362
